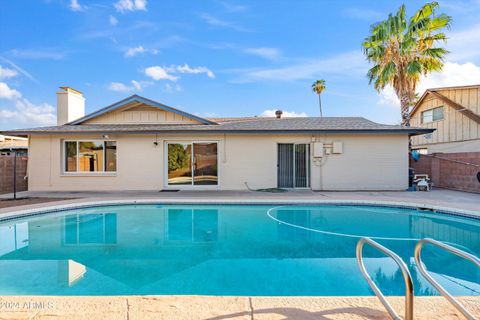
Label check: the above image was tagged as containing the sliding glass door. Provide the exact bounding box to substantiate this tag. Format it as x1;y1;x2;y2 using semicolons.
277;143;310;188
167;143;192;185
167;142;218;186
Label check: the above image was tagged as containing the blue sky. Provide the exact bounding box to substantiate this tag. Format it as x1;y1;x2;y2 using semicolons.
1;0;480;129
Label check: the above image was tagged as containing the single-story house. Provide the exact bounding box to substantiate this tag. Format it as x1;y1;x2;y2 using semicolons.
2;87;433;191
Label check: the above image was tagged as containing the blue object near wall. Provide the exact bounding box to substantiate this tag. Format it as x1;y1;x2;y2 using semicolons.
411;150;420;162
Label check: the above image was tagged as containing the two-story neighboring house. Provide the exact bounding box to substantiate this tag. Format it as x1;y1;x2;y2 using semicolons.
409;85;480;193
410;85;480;153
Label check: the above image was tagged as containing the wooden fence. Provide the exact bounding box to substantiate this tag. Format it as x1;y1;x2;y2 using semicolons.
0;155;28;194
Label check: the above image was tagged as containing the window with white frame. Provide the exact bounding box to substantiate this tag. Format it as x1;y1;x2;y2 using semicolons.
64;140;117;173
421;106;444;123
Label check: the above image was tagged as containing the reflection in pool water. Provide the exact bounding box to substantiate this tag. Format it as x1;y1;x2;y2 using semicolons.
0;204;478;296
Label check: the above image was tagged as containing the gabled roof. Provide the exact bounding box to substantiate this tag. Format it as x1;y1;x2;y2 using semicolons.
2;117;434;136
411;85;480;116
68;94;217;125
411;86;480;124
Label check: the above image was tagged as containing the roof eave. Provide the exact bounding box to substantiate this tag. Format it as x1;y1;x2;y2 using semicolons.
0;128;435;136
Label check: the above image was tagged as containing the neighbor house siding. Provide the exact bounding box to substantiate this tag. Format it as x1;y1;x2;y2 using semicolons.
28;133;409;191
411;87;480;152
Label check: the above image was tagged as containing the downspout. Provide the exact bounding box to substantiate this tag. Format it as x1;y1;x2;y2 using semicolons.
25;135;30;183
223;133;227;163
49;135;53;187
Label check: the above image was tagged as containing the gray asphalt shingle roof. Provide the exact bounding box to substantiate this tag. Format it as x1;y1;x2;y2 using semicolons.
2;117;434;135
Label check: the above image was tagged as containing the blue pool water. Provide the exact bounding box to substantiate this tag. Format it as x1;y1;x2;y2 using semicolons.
0;204;478;296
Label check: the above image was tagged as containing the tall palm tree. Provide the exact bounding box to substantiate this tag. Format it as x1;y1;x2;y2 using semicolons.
311;80;326;117
362;2;451;126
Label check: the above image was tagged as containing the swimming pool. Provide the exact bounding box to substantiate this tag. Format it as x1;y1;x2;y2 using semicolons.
0;204;478;296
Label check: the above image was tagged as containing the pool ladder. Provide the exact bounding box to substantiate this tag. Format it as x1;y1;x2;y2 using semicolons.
356;237;480;320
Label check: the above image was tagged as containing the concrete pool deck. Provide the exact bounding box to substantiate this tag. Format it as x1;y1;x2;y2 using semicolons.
0;296;479;319
0;189;479;217
0;189;478;319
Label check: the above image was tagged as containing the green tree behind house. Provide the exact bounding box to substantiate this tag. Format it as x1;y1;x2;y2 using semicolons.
362;2;451;126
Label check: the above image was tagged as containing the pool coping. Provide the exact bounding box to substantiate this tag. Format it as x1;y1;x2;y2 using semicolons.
0;198;478;222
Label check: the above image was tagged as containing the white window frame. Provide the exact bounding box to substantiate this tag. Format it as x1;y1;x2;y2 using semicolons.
63;213;117;246
62;139;117;176
164;209;218;243
421;106;444;124
164;141;220;189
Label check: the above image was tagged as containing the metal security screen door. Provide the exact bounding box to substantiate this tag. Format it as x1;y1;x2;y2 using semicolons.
277;144;310;188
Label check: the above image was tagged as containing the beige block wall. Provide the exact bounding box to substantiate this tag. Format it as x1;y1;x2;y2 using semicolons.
28;133;409;191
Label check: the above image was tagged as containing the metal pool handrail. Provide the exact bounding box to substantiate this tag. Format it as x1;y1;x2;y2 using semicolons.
414;238;480;320
356;237;414;320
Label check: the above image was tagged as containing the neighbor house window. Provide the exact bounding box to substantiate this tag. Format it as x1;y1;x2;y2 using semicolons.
64;140;117;173
421;106;444;123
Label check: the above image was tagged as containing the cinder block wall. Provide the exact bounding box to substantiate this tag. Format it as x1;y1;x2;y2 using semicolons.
0;155;28;194
410;152;480;193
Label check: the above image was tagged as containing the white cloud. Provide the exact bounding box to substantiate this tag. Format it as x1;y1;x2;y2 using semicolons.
108;80;151;92
124;45;158;57
0;66;18;79
144;66;179;81
108;82;133;93
232;51;366;83
145;64;215;81
114;0;147;13
417;62;480;93
198;13;250;32
125;46;146;57
173;64;215;78
218;1;247;13
9;48;66;60
377;86;400;108
131;80;143;91
164;83;182;92
446;24;480;62
0;57;36;82
0;84;55;128
0;82;21;100
69;0;85;11
261;109;308;117
378;61;480;107
109;15;118;26
243;47;280;60
0;100;55;128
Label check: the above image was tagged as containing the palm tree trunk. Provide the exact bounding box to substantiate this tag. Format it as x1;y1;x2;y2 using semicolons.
400;94;410;126
318;94;323;117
